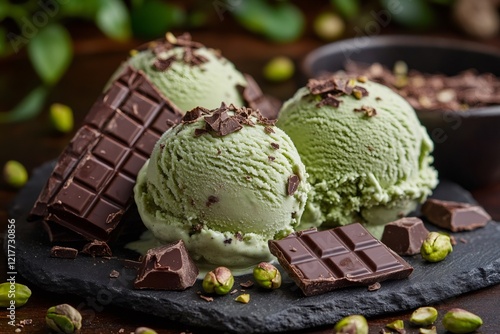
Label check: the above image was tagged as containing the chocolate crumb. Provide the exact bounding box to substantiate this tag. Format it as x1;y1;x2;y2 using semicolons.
240;280;254;288
264;126;275;134
271;142;280;150
200;295;214;302
234;232;243;241
268;155;276;162
224;238;232;245
375;96;382;101
109;270;120;278
290;247;297;252
50;246;78;259
368;282;381;291
287;174;300;196
352;86;369;99
81;240;112;257
152;55;176;72
354;105;377;117
206;195;219;207
316;93;342;108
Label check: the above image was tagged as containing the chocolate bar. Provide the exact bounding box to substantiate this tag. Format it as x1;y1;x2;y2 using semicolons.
29;67;183;241
134;240;199;290
269;223;413;296
381;217;429;256
421;199;491;232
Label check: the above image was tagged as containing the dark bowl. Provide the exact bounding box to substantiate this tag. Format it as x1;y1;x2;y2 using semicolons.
302;35;500;190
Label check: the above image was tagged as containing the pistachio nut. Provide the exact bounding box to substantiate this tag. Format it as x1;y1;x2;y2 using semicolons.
313;12;345;41
134;327;158;334
419;326;437;334
0;282;31;307
442;308;483;333
202;266;234;295
334;315;369;334
45;304;82;334
235;293;250;304
263;56;294;82
3;160;28;188
253;262;282;289
386;319;404;331
410;306;438;326
421;232;453;262
50;103;74;134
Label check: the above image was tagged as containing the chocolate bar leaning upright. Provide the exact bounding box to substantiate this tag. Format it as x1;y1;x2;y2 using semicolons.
29;67;183;241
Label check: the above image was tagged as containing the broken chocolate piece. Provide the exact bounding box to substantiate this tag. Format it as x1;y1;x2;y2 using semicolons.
287;175;300;196
81;240;112;257
421;199;491;232
269;223;413;296
240;74;281;120
134;240;199;290
50;246;78;259
381;217;430;256
29;67;183;241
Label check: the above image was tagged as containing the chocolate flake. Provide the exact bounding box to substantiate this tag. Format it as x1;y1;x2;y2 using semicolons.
200;295;214;302
81;240;112;257
268;155;276;162
264;126;275;134
109;270;120;278
368;282;381;291
152;55;176;72
206;195;219;207
316;93;342;108
224;238;232;244
234;232;243;241
240;280;254;288
287;175;300;196
352;86;369;99
50;246;78;259
271;142;279;150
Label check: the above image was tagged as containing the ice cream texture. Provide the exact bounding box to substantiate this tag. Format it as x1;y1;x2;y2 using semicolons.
134;104;310;269
111;32;247;113
277;76;438;237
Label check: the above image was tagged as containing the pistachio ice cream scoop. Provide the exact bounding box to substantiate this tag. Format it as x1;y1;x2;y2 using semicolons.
277;76;438;237
134;104;309;269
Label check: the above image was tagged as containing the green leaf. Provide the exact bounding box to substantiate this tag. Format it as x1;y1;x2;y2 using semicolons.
0;85;49;123
380;0;435;29
96;0;131;41
27;24;72;85
131;0;185;39
331;0;360;20
233;0;304;43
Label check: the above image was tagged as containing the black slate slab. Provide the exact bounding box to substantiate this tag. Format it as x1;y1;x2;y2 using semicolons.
8;162;500;333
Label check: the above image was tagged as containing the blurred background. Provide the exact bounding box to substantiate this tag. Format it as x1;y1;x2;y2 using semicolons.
1;0;500;190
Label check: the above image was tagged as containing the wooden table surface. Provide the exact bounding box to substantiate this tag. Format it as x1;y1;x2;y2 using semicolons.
1;26;500;333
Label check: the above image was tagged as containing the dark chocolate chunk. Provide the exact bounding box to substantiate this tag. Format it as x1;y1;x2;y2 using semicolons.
381;217;429;256
134;240;199;291
29;67;183;241
81;240;112;257
152;55;176;72
421;199;491;232
269;223;413;296
50;246;78;259
240;74;281;120
287;175;300;196
316;94;342;108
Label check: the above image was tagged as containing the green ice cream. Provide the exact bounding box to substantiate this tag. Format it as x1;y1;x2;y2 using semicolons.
112;33;246;113
134;105;309;269
277;76;438;237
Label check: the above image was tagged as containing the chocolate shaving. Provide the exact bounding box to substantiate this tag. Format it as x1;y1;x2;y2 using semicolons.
81;240;112;257
264;126;275;134
206;195;219;207
234;232;243;241
240;280;254;288
182;107;208;123
368;282;381;291
271;142;280;150
287;175;300;196
152;55;176;72
268;155;276;162
316;93;342;108
352;86;369;99
199;295;214;302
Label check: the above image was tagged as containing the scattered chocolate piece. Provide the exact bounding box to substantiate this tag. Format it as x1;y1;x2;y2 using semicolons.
368;282;381;291
239;74;281;120
381;217;430;256
199;295;214;302
316;94;342;108
134;240;199;290
354;105;377;117
287;175;300;196
109;270;120;278
152;55;176;72
421;199;491;232
29;67;183;241
234;232;243;241
240;280;254;288
81;240;112;257
268;223;413;296
264;126;275;134
50;246;78;259
307;76;370;108
270;142;280;150
268;155;276;162
206;195;219;207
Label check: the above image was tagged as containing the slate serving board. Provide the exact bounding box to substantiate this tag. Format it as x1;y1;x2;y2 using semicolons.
8;162;500;333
